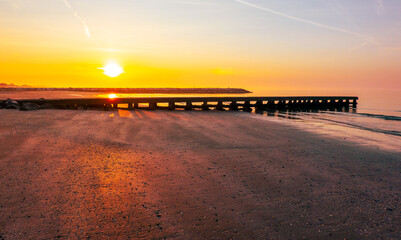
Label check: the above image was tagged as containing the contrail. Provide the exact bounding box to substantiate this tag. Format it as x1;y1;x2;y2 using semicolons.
63;0;91;38
236;0;378;49
63;0;72;8
349;41;371;52
377;0;385;15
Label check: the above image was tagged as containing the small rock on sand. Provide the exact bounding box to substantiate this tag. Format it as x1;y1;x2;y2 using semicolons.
5;99;20;109
20;102;40;111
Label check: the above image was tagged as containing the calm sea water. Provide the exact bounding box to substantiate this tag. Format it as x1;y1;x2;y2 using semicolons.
1;89;400;152
249;89;401;152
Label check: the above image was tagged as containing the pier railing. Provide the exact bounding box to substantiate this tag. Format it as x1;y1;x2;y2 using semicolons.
8;96;358;111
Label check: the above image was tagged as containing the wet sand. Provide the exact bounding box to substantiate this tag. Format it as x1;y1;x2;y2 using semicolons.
0;109;400;239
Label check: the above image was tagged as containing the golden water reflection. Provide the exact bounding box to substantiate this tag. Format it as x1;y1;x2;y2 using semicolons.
117;109;134;118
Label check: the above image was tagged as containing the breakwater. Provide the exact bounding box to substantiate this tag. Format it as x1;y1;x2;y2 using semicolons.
1;96;358;111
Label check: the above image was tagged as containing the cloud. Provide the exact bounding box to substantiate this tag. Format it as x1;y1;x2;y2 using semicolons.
0;82;31;88
63;0;91;38
236;0;378;50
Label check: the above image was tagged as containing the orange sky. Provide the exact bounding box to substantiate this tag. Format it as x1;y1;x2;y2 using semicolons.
1;0;400;92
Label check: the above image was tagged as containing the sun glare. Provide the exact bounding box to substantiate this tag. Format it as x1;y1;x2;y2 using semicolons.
99;62;124;77
108;94;117;99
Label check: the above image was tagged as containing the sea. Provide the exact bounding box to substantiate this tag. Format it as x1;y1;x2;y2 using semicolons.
1;89;400;152
249;90;401;153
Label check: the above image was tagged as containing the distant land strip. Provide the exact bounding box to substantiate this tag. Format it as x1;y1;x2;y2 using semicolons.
0;88;251;94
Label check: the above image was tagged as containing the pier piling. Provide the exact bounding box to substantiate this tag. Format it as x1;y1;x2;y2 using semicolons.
216;101;224;111
230;101;238;111
202;102;209;111
185;102;193;111
168;102;175;110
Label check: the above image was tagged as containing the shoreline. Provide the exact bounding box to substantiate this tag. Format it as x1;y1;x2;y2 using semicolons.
250;112;401;153
0;109;400;239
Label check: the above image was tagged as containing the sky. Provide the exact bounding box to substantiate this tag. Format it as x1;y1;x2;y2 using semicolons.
0;0;400;92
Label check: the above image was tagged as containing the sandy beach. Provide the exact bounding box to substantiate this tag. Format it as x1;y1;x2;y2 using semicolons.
0;109;399;239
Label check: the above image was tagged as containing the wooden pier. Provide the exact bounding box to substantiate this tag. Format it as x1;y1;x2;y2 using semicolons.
9;96;358;111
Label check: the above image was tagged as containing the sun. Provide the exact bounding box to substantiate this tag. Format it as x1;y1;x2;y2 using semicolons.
99;62;124;77
108;94;117;99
